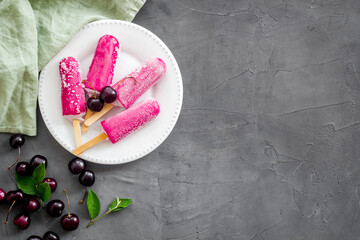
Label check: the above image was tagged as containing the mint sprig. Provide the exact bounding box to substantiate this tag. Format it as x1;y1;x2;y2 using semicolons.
86;190;132;228
108;198;132;212
16;163;51;203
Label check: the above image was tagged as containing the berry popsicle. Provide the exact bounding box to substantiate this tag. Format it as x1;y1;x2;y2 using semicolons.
84;57;166;127
82;34;120;133
84;34;120;93
59;57;86;147
73;98;160;155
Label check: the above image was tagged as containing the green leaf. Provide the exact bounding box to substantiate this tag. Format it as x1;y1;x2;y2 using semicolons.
109;198;132;212
87;190;100;219
16;174;37;195
33;163;45;185
109;197;119;211
37;183;51;202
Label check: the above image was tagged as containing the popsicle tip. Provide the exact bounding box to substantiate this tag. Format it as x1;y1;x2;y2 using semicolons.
153;99;160;116
60;56;78;64
99;34;119;46
155;57;166;73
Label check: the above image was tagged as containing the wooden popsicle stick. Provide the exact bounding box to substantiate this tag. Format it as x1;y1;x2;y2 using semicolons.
84;104;114;127
72;119;82;148
82;108;93;133
73;132;108;155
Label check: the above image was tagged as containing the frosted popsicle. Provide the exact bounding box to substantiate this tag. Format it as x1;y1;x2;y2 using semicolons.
84;58;166;127
84;34;120;93
59;57;86;147
102;98;160;143
113;57;166;109
73;98;160;155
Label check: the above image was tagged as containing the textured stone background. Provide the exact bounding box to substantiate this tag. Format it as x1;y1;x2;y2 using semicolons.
1;0;360;239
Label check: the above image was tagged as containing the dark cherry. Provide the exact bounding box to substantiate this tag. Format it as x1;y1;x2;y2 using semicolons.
79;170;95;187
8;134;25;170
30;155;48;169
27;236;42;240
0;188;6;203
16;161;32;176
61;214;79;231
5;190;24;204
24;198;40;212
9;134;25;148
4;190;24;224
42;178;57;192
46;200;64;217
68;158;86;174
14;213;30;230
87;97;104;112
43;231;60;240
61;189;79;231
100;86;117;103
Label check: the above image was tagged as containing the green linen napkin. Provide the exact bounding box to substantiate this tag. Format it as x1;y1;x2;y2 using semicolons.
0;0;146;136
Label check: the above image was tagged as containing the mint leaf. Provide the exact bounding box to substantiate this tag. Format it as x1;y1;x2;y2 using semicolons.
87;190;100;219
37;183;51;202
33;163;45;185
109;197;119;211
109;198;132;212
16;174;37;195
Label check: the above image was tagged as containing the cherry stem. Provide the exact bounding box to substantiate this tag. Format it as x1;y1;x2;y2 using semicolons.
64;189;71;218
82;79;97;98
113;76;137;89
79;187;87;204
8;146;20;170
4;200;16;224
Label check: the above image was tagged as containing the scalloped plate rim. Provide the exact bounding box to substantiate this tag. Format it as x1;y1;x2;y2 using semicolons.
38;20;183;165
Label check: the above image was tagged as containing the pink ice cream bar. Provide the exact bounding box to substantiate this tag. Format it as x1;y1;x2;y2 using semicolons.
59;57;86;119
101;98;160;143
112;57;166;109
84;34;120;93
83;58;166;128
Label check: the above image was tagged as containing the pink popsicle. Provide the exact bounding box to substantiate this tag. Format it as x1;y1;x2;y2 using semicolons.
112;57;166;109
83;58;166;128
59;57;86;118
101;98;160;143
84;34;120;92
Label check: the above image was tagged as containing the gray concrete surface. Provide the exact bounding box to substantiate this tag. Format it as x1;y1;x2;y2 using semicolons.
1;0;360;239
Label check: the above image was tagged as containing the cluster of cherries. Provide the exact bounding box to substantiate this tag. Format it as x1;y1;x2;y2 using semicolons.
87;86;117;112
4;134;96;240
69;157;95;186
16;155;57;191
28;232;59;240
68;157;95;205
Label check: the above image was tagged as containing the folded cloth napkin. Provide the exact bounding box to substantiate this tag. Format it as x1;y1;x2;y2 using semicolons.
0;0;146;136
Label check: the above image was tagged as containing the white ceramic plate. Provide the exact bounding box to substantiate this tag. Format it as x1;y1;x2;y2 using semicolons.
39;20;183;165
